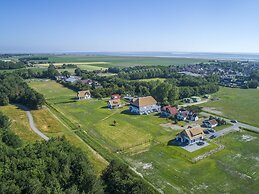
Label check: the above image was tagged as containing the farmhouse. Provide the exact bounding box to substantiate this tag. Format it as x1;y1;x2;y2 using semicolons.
111;94;121;100
55;76;66;81
81;79;93;85
204;119;218;128
187;112;199;121
161;105;178;117
77;90;91;100
176;127;205;144
108;99;122;109
176;110;189;121
65;76;81;83
129;96;160;115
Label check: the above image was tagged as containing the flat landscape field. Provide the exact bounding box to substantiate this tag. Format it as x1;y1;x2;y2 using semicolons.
35;62;108;72
28;55;209;67
202;87;259;127
29;80;259;193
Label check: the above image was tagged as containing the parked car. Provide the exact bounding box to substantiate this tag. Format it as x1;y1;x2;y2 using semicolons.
208;129;215;133
203;129;209;134
230;120;238;123
209;135;217;139
197;141;205;146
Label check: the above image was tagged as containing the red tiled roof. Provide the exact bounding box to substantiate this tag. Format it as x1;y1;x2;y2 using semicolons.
111;94;121;99
162;105;178;115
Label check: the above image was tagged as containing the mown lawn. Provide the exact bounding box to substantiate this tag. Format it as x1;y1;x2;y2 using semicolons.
202;87;259;127
29;80;76;103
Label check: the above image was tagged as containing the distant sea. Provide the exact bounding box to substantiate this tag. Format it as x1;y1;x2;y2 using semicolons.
74;52;259;62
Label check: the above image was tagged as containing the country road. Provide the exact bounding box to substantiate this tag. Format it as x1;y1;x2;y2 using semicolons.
16;104;49;141
201;112;259;135
179;99;209;108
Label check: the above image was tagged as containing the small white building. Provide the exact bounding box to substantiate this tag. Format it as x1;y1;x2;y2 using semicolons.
203;119;218;128
77;90;91;100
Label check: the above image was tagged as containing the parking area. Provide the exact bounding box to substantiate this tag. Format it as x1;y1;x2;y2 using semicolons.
181;141;209;152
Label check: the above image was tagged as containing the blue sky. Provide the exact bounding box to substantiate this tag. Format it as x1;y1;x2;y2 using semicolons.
1;0;259;53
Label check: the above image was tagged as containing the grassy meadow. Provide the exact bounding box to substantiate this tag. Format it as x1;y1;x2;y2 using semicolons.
27;54;209;67
0;105;41;142
202;87;259;127
27;79;259;193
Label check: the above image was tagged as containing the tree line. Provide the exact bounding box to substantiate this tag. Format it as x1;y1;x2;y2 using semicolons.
0;61;26;70
0;74;45;109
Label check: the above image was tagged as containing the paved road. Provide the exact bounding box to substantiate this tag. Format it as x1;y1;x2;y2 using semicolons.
179;99;209;108
16;104;49;141
201;112;259;136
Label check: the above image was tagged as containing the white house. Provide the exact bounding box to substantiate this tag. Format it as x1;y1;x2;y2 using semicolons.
176;127;205;144
77;90;91;100
203;119;218;128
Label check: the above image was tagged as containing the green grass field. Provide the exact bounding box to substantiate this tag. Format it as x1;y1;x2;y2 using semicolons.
128;130;259;193
1;105;41;143
202;87;259;127
31;107;108;174
27;80;259;193
133;78;166;82
27;54;209;67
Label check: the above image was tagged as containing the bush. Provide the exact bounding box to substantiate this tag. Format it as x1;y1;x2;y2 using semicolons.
0;112;10;128
2;130;22;148
101;160;158;194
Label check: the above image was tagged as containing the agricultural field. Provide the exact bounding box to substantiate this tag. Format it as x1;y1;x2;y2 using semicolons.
28;79;76;104
202;87;259;127
133;78;166;82
25;54;209;67
35;62;108;73
27;79;259;193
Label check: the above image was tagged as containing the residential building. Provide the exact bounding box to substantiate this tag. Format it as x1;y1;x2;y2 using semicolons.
108;99;122;109
129;96;160;115
81;79;93;85
77;90;91;100
176;127;205;144
111;94;121;100
187;112;199;121
65;76;81;83
176;110;189;121
203;119;218;128
161;105;178;117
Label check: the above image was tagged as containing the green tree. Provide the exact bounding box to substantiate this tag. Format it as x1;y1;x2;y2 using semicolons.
0;93;9;106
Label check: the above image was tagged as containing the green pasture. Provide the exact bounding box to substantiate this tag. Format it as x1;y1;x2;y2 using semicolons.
29;80;259;193
202;87;259;127
128;130;259;193
25;54;209;67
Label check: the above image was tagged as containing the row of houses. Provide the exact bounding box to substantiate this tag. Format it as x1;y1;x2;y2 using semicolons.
175;119;219;145
55;76;102;88
76;92;217;146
